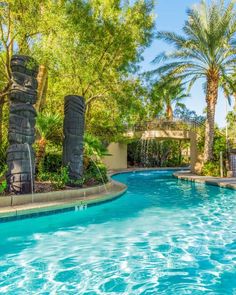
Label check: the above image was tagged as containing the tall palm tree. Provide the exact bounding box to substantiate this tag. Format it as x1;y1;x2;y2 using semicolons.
150;75;188;120
153;0;236;162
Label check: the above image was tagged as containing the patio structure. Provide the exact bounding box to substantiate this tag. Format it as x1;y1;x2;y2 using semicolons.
103;119;201;173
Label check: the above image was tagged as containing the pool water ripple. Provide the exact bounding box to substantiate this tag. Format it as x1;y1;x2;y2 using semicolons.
0;170;236;294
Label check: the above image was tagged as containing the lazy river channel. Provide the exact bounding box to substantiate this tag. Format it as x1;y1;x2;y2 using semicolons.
0;170;236;294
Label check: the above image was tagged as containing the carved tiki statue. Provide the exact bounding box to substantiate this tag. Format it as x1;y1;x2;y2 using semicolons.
62;95;85;185
6;55;38;194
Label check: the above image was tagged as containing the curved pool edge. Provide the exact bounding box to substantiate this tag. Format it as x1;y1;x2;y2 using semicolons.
0;167;214;223
174;171;236;190
110;166;189;177
0;179;127;222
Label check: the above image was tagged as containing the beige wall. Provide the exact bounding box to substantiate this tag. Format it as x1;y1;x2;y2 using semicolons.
140;130;191;140
103;143;127;170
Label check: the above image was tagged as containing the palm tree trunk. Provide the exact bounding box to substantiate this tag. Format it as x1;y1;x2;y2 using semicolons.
36;65;48;112
203;74;219;162
36;137;47;171
178;140;182;165
0;95;7;148
0;100;4;147
166;103;173;120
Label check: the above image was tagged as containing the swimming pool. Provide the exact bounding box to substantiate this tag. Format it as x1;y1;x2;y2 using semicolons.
0;170;236;294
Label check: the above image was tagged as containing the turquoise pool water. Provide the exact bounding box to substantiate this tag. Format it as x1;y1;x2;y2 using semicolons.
1;170;236;294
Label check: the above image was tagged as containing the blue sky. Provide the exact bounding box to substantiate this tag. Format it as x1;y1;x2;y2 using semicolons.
141;0;232;127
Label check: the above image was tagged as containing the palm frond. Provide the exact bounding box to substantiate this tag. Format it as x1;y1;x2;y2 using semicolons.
152;0;236;100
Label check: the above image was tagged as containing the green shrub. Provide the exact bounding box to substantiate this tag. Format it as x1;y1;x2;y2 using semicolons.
0;165;7;194
128;139;189;167
0;141;8;174
37;167;69;189
0;164;7;178
84;133;109;159
197;127;227;161
83;160;108;185
0;180;7;194
36;135;108;189
201;161;220;177
43;152;62;172
37;167;70;190
51;167;70;189
37;159;108;189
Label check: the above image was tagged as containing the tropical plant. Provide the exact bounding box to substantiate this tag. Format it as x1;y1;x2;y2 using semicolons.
35;112;63;168
128;139;190;168
0;0;60;140
84;133;109;159
83;161;108;186
153;0;236;162
226;110;236;146
35;0;154;113
150;74;188;120
201;161;221;177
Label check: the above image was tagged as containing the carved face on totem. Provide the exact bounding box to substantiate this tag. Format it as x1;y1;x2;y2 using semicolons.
11;55;38;77
63;139;84;180
12;72;38;90
10;72;37;104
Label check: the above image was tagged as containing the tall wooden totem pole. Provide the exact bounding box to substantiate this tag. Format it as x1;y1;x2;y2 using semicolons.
63;95;85;185
6;55;38;194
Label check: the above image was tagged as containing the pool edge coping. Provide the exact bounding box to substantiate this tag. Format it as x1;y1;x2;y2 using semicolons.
0;167;191;222
0;179;127;222
109;166;189;177
173;171;236;190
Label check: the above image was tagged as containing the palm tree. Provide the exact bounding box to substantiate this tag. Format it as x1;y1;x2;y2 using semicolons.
153;0;236;162
150;74;188;120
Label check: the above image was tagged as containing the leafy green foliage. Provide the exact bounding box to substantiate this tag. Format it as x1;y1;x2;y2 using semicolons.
0;179;7;194
36;133;108;188
227;110;236;147
198;128;227;161
153;0;236;84
84;133;109;160
42;151;62;173
0;0;155;181
0;164;7;194
83;160;108;186
37;166;70;190
149;74;188;119
128;139;190;168
199;128;227;177
51;167;70;190
31;0;154;137
36;112;63;143
201;162;220;177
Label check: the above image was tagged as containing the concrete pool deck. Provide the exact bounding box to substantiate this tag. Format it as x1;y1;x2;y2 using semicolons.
174;171;236;190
